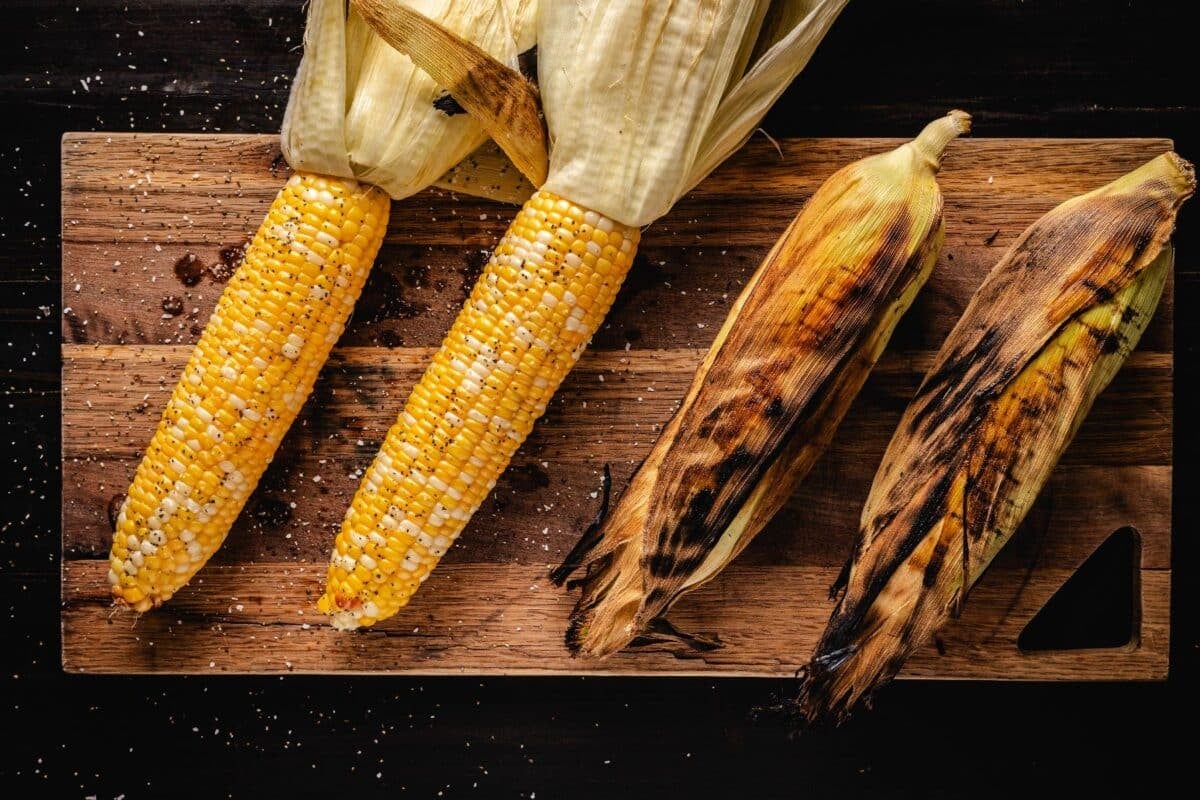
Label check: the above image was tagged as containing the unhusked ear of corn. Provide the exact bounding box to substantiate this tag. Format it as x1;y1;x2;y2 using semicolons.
551;111;971;658
793;152;1194;725
321;0;849;629
108;0;536;610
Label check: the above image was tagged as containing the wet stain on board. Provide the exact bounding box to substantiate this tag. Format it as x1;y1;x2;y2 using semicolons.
211;240;247;283
402;264;429;289
65;311;88;343
251;497;293;530
173;252;205;287
507;463;551;492
377;329;403;348
356;267;430;324
461;249;489;297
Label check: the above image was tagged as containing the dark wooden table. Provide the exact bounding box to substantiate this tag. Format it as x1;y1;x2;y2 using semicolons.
4;1;1196;796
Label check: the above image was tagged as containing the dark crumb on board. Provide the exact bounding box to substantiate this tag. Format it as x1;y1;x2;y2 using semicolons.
173;252;205;287
985;229;1000;245
161;295;184;317
377;329;403;348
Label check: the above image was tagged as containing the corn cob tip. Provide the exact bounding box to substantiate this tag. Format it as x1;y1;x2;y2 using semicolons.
911;110;971;169
316;589;387;631
111;589;158;614
1108;150;1195;204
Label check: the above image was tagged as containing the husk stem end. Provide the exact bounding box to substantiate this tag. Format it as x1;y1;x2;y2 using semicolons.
911;110;971;171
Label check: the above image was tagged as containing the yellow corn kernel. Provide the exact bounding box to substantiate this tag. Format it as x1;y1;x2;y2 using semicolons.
109;172;389;612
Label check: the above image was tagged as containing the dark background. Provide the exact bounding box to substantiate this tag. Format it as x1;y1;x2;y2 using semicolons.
3;1;1196;796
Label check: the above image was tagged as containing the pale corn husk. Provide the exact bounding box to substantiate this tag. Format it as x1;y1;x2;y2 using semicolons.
687;1;850;195
553;112;971;658
281;0;537;200
540;0;850;226
352;0;548;186
794;152;1195;726
433;138;537;204
389;1;849;217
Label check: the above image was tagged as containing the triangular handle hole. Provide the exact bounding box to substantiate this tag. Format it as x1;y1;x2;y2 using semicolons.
1018;526;1140;652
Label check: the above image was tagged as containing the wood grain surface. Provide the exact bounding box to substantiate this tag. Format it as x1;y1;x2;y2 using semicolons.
61;133;1174;676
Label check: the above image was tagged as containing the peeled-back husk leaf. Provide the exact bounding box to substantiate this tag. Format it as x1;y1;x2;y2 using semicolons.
538;0;848;226
553;112;971;658
280;0;537;200
794;152;1195;726
350;0;548;187
687;0;850;195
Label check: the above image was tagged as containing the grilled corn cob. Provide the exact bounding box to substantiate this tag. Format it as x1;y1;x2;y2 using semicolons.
794;151;1194;724
551;111;971;658
108;0;536;610
321;0;850;628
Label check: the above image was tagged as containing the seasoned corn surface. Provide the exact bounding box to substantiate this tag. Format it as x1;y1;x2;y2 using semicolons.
320;190;640;629
109;173;389;611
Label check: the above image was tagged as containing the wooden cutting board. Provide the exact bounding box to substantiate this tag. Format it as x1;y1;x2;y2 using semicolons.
61;133;1173;677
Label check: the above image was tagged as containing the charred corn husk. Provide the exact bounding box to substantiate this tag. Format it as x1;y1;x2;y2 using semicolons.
322;0;849;628
794;152;1194;724
551;112;971;658
108;0;536;610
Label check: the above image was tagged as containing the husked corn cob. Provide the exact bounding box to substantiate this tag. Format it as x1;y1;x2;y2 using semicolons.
319;190;639;628
110;174;389;610
552;112;970;658
795;152;1194;725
